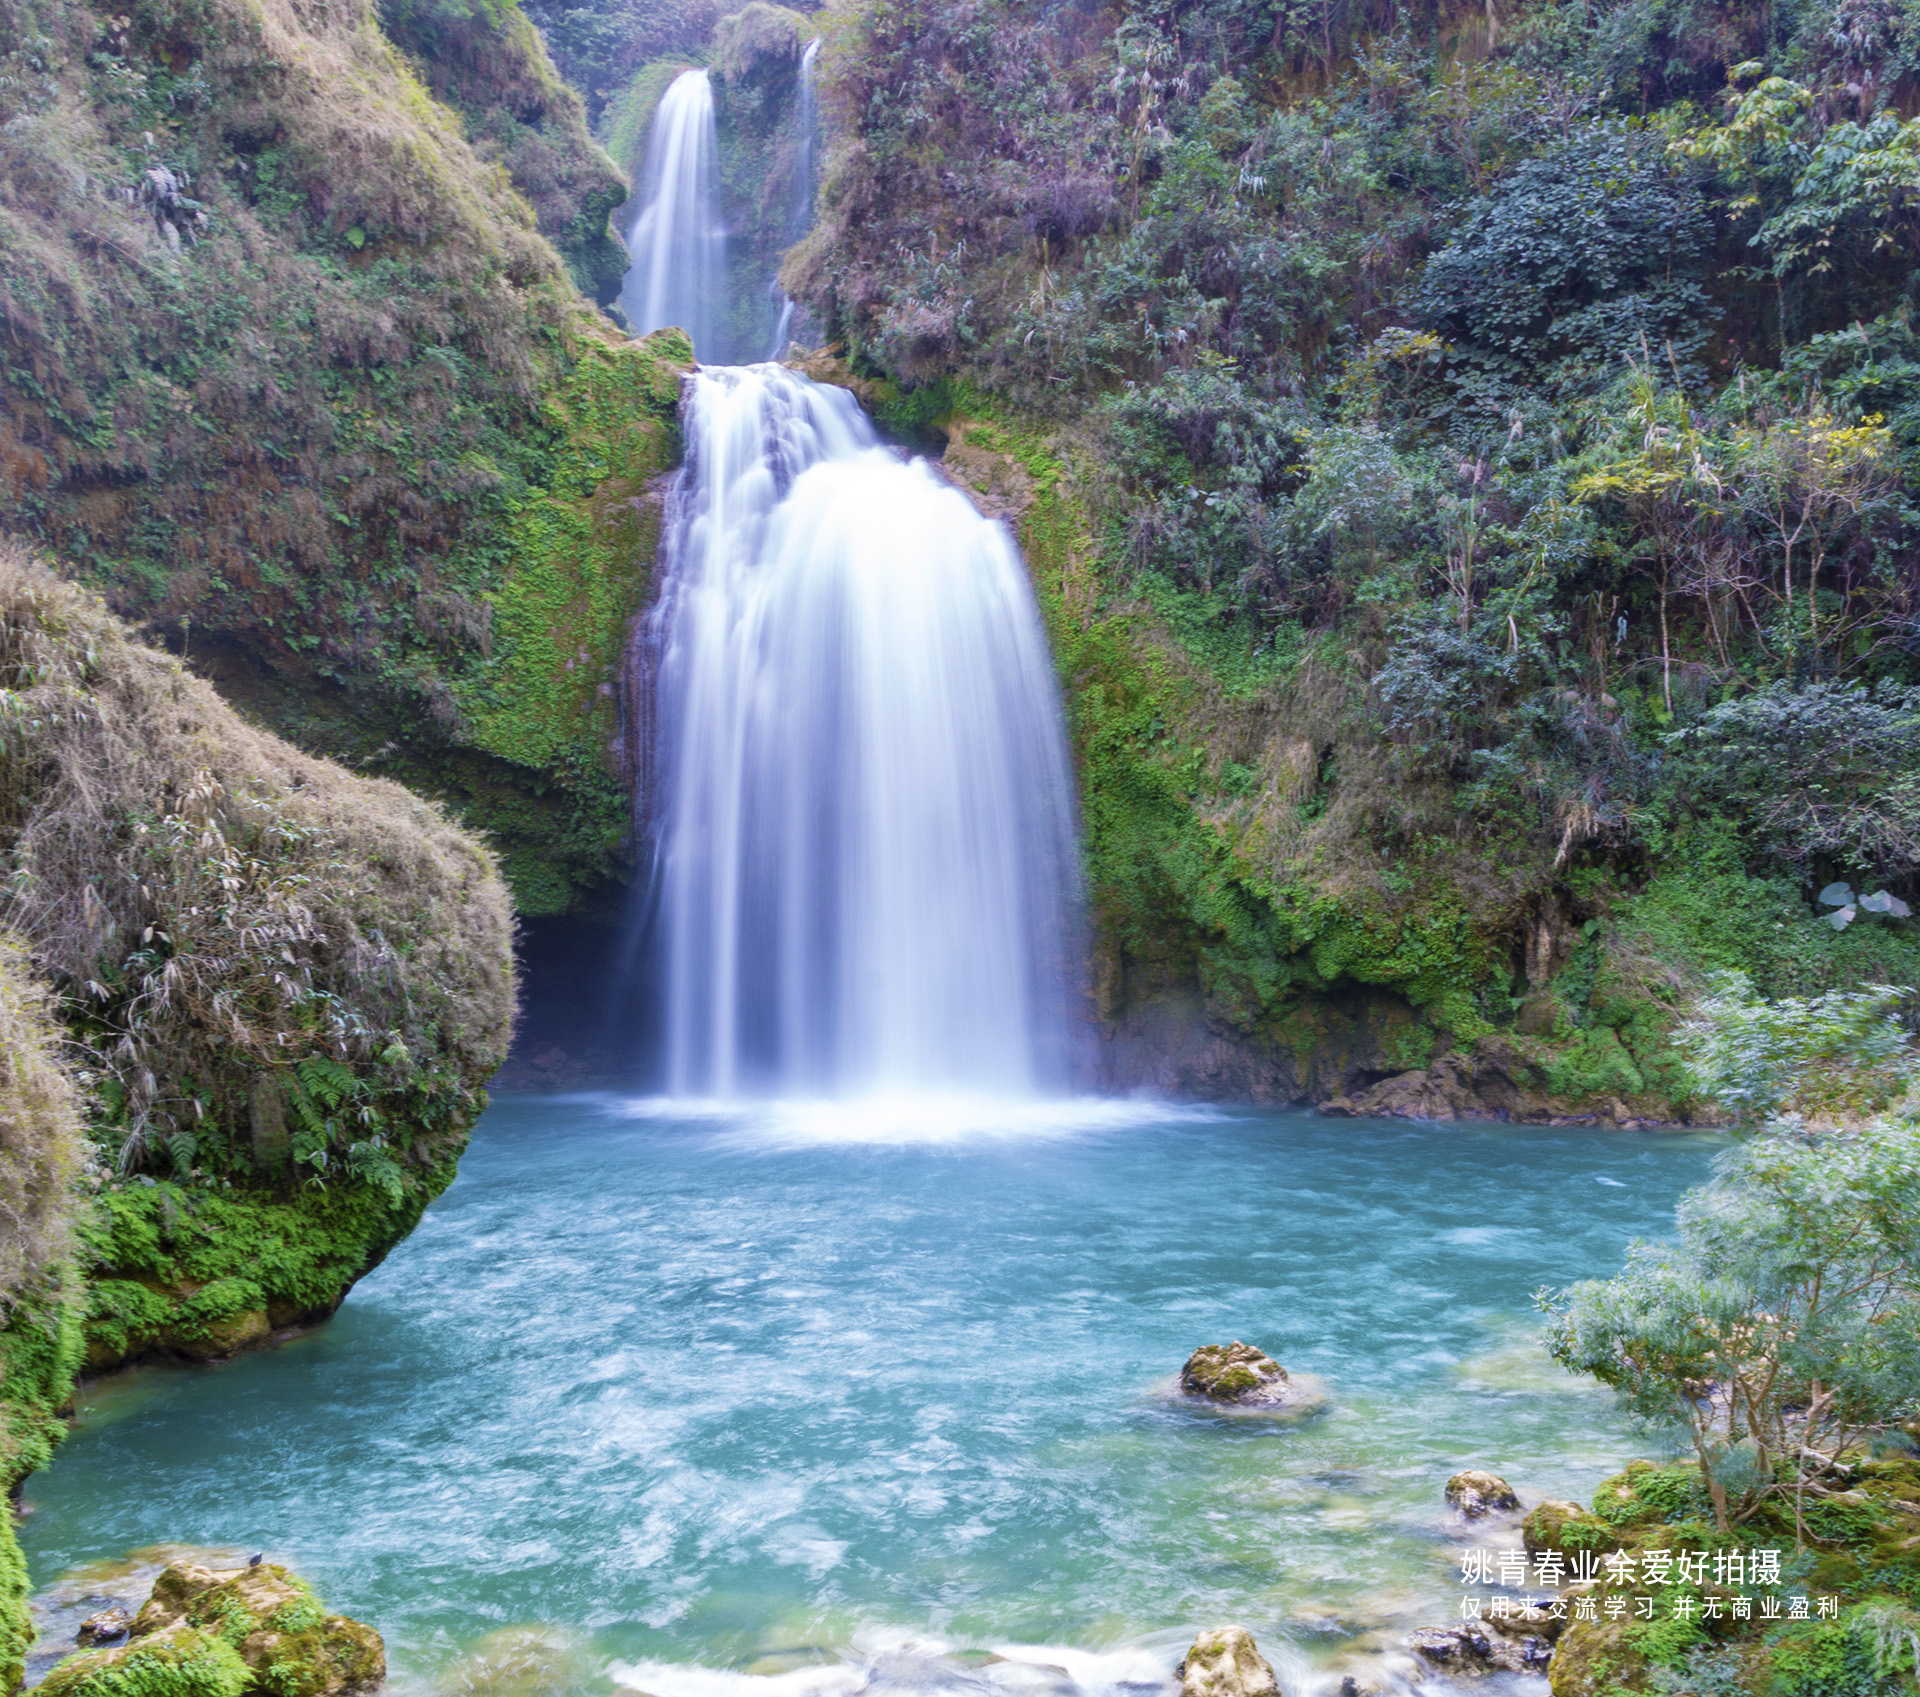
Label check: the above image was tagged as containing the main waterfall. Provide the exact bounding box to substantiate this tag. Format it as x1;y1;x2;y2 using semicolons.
622;70;725;355
640;365;1082;1099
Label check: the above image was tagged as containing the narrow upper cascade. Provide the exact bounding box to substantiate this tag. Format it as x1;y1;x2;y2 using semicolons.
638;364;1082;1100
765;37;821;359
622;69;725;357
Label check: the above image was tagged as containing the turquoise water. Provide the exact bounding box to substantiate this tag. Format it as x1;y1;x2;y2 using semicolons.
21;1097;1714;1695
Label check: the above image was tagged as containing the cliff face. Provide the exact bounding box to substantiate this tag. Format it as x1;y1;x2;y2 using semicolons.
0;0;688;916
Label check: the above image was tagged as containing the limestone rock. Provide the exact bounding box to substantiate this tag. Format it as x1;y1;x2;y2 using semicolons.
1181;1343;1288;1404
75;1609;132;1647
1446;1469;1521;1518
1177;1627;1278;1697
47;1561;384;1697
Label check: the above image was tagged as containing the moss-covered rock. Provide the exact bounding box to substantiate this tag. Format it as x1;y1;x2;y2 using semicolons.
77;1175;457;1374
0;548;514;1191
1524;1499;1618;1559
42;1563;380;1697
1446;1469;1521;1518
1180;1342;1287;1403
36;1626;253;1697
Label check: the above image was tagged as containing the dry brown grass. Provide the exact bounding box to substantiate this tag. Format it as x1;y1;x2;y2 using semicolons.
0;936;85;1312
0;543;515;1178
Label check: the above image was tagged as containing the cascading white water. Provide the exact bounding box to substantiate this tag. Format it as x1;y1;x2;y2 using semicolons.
641;364;1082;1099
764;38;821;359
622;70;726;358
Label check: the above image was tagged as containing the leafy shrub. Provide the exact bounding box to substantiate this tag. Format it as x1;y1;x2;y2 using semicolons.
1543;1113;1920;1533
1669;681;1920;882
1414;125;1713;398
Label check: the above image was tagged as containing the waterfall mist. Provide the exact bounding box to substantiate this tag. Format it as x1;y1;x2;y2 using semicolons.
622;70;725;356
634;365;1083;1100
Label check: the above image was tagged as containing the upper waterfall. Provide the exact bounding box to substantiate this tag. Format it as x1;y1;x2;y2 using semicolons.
637;365;1083;1099
622;69;725;357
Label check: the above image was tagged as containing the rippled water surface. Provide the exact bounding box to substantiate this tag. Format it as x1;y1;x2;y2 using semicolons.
21;1097;1715;1693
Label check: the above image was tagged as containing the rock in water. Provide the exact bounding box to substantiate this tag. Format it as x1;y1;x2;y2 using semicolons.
1178;1627;1279;1697
73;1610;131;1648
1181;1342;1289;1404
40;1561;383;1697
1445;1469;1521;1517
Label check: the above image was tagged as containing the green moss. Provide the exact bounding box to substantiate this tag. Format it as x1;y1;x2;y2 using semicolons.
0;1272;85;1483
1623;1608;1711;1669
78;1168;460;1371
1590;1462;1715;1529
960;407;1505;1050
2;1507;29;1697
451;329;687;913
37;1631;252;1697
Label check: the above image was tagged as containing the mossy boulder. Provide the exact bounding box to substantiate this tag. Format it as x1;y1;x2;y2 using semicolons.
1523;1498;1618;1558
1546;1612;1654;1697
1181;1342;1288;1403
37;1626;252;1697
38;1562;386;1697
1588;1460;1712;1530
1176;1626;1278;1697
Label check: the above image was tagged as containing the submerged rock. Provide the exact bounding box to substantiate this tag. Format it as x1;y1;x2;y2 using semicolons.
1408;1623;1552;1676
1180;1343;1290;1405
1177;1626;1278;1697
1445;1469;1521;1518
41;1560;382;1697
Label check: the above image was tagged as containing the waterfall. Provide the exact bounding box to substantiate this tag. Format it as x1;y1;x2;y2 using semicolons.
622;70;726;359
638;365;1082;1099
764;37;821;360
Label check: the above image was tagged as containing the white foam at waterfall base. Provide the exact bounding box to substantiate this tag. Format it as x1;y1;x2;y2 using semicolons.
624;69;726;355
640;365;1083;1101
604;1091;1220;1148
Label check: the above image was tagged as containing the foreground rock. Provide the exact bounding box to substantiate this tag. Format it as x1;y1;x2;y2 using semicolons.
1446;1470;1521;1518
39;1561;383;1697
1177;1627;1278;1697
1180;1343;1298;1407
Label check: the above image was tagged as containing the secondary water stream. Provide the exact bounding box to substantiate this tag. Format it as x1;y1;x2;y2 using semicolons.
21;1099;1714;1697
